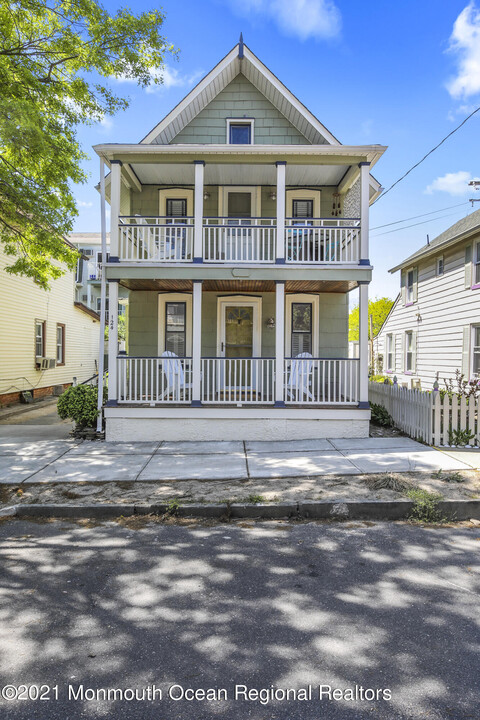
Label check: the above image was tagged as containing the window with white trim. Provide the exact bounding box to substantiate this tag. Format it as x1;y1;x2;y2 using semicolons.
35;320;45;360
405;331;414;372
386;334;394;371
472;325;480;375
406;269;414;303
165;302;186;356
437;256;444;276
227;119;253;145
56;324;65;365
475;242;480;285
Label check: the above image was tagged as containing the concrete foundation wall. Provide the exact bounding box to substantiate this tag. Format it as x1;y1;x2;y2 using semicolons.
106;416;369;442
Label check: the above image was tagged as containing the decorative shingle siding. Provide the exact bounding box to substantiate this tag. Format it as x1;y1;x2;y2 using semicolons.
169;75;310;145
343;177;360;218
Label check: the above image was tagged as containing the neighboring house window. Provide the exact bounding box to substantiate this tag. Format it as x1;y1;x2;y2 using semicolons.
472;326;480;375
405;331;414;372
35;320;45;360
75;258;83;283
292;200;314;224
474;242;480;285
227;120;253;145
291;303;312;356
56;324;65;365
406;269;414;304
386;334;394;372
165;302;186;356
166;199;187;220
437;256;444;276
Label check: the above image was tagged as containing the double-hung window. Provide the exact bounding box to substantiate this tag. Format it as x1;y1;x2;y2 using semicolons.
291;303;312;356
386;334;394;372
56;324;65;365
474;242;480;285
165;302;186;356
292;199;314;225
166;198;187;222
437;256;444;276
35;320;45;361
472;326;480;375
406;269;414;304
405;331;414;372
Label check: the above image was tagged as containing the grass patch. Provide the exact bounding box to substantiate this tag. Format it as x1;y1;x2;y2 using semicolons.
433;470;465;483
364;474;413;493
244;494;266;504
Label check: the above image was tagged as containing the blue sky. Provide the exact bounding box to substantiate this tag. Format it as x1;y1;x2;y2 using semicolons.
74;0;480;300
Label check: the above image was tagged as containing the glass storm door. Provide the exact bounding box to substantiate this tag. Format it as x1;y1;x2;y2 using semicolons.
223;306;254;358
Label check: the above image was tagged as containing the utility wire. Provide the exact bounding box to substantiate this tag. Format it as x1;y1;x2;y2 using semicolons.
371;209;468;238
373;105;480;204
371;202;470;230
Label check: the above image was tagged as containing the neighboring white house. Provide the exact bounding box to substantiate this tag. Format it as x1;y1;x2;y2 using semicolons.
94;39;386;441
374;208;480;390
0;242;100;407
69;232;128;318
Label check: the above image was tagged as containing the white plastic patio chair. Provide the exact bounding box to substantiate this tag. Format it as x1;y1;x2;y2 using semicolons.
160;351;192;401
286;352;314;401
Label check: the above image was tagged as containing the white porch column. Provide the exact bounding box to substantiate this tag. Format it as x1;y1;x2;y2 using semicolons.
275;281;285;406
109;160;122;260
359;161;370;264
275;161;286;263
192;280;203;406
107;280;119;403
358;281;369;408
194;161;205;263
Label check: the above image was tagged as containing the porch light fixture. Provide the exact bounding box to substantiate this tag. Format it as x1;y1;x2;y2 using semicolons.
266;316;275;329
269;191;277;201
203;190;210;201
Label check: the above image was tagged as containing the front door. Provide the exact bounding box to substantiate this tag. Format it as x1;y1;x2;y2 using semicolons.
223;305;254;358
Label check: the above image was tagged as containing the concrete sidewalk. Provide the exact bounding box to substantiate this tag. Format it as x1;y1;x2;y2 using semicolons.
0;436;478;486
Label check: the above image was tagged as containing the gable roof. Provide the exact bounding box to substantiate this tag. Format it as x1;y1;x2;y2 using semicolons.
141;41;340;146
389;208;480;273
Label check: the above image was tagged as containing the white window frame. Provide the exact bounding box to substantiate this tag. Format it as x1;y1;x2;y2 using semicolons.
56;324;65;366
474;241;480;286
35;320;45;360
406;268;414;304
405;330;414;373
158;188;194;217
471;324;480;376
226;118;254;145
285;294;319;357
286;189;321;220
158;293;193;356
436;256;444;276
386;333;394;372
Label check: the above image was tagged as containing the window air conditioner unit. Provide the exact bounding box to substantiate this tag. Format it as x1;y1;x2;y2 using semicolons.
40;358;56;370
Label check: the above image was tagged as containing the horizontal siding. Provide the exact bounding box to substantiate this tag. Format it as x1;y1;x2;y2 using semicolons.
375;237;480;390
0;248;100;395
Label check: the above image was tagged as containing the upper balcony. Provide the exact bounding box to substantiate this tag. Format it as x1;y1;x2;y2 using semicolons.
118;215;360;265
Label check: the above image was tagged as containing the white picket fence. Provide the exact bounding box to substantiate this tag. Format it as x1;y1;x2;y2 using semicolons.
369;381;480;447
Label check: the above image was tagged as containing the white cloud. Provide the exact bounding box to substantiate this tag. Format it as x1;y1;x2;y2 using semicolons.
226;0;341;41
115;65;203;93
77;200;93;208
446;2;480;98
425;171;478;196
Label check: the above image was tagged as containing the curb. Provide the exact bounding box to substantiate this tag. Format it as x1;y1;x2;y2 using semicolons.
3;499;480;521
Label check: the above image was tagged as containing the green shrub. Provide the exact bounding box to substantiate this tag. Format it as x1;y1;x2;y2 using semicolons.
405;488;445;523
370;402;394;427
57;384;101;428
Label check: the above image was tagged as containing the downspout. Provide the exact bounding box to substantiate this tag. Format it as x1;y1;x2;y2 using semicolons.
96;157;108;434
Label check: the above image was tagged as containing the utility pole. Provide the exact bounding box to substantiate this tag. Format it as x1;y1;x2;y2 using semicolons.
468;179;480;206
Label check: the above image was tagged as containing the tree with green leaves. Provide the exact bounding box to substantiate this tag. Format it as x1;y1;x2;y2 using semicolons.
0;0;174;288
348;296;395;341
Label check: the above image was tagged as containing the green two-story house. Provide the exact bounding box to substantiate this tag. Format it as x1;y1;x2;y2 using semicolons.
95;38;386;441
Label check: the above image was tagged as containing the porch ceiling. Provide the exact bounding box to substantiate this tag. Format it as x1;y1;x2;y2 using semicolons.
119;278;357;293
129;162;348;186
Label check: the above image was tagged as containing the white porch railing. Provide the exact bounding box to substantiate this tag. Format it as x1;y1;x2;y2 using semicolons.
284;358;359;404
117;356;192;404
285;218;360;264
118;217;194;262
203;218;276;263
201;358;275;404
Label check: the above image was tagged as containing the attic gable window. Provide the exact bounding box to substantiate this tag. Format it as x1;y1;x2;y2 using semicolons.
227;119;254;145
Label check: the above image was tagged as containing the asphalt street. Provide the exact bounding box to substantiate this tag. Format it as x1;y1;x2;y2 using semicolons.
0;518;478;720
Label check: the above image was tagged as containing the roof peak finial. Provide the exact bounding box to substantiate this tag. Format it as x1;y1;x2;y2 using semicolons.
238;32;244;59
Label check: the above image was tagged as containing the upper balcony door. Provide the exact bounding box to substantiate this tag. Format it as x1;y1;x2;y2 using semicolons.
228;192;251;226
